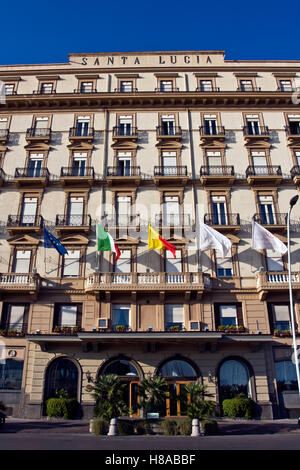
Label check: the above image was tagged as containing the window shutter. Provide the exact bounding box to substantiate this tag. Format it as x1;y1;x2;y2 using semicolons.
63;250;80;277
165;304;184;324
9;305;25;330
14;250;31;273
60;305;77;327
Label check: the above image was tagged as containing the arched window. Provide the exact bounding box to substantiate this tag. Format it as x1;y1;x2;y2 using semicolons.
275;361;298;392
45;357;79;401
100;359;140;417
219;358;251;402
157;357;199;417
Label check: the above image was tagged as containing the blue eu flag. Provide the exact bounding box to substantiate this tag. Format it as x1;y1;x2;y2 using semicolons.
43;228;68;255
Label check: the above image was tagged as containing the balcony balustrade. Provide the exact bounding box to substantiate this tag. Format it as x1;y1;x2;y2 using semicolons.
200;165;235;185
253;212;287;229
156;125;182;141
6;214;44;235
291;165;300;185
59;166;95;186
112;126;138;141
106;166;141;186
14;167;49;186
204;213;240;232
154;165;188;186
256;270;300;300
26;127;51;142
55;214;92;234
0;273;39;294
68;126;94;142
246;165;282;185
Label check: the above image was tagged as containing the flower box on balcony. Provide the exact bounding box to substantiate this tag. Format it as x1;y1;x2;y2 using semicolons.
115;325;127;332
168;325;181;332
54;326;79;335
274;329;292;337
7;330;25;337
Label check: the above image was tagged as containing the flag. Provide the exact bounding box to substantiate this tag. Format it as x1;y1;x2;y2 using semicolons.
43;228;68;255
148;224;176;258
97;225;120;262
252;220;287;254
198;222;232;258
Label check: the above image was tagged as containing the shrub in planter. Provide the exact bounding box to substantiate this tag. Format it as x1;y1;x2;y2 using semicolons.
201;419;219;436
46;397;78;419
117;420;135;435
90;418;108;435
177;419;192;436
161;420;179;436
135;420;152;435
222;396;256;419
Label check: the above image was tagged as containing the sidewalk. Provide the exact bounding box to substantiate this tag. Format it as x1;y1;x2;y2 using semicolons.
1;417;300;435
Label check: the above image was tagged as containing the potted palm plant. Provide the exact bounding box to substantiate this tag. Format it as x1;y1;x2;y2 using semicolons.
138;376;168;418
184;383;217;436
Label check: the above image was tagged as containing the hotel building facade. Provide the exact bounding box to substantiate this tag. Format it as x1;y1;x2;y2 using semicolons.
0;50;300;420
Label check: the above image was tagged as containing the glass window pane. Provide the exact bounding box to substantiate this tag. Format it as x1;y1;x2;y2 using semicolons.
159;360;197;377
219;359;250;399
0;359;24;390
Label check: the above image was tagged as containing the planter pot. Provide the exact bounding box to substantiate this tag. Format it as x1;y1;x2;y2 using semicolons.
191;418;201;437
108;418;118;436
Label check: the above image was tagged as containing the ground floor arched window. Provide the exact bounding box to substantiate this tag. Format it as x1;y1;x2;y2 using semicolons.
275;360;298;392
157;358;199;417
44;357;79;401
100;359;141;417
218;358;251;404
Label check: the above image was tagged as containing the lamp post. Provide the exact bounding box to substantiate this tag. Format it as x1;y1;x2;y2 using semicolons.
287;195;300;396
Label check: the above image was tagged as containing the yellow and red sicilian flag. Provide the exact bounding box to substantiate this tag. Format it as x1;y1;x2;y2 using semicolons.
148;225;176;258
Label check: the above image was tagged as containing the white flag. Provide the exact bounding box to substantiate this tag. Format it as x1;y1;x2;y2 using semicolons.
252;220;287;254
198;222;232;258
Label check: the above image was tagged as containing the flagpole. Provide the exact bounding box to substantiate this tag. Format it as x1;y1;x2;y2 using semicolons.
287;195;300;396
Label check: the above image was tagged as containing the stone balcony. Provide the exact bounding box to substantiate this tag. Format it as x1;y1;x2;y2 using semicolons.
256;271;300;300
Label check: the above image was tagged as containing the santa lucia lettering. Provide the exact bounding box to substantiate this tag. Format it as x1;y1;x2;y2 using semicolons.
80;55;213;67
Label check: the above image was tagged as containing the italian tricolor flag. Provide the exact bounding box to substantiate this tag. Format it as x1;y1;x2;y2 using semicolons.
96;225;120;262
148;224;176;258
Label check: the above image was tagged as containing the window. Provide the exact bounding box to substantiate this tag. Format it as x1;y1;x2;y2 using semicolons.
275;361;298;391
75;116;90;136
118;115;132;135
266;249;284;272
45;357;78;400
203;114;217;135
162;151;177;175
53;304;82;329
161;115;175;135
0;304;29;332
112;305;130;330
258;195;275;224
0;118;8;137
80;81;93;93
160;80;173;92
165;250;182;273
62;250;80;277
33;117;49;137
4;84;15;95
219;359;250;401
114;249;131;273
287;115;300;135
216;254;233;277
28;153;44;177
271;304;290;332
207;151;222;168
219;305;237;326
13;250;31;273
72;152;87;176
117;152;132;176
165;304;184;330
239;80;253;91
40;83;53;94
120;81;133;92
163;196;180;225
211;195;227;225
0;359;24;390
21;197;38;225
295;150;300;167
200;80;213;91
251;151;267;174
246;115;261;135
68;197;84;226
116;195;131;226
279;80;292;91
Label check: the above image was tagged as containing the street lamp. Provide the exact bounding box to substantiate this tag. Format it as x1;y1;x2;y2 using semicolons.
287;195;300;396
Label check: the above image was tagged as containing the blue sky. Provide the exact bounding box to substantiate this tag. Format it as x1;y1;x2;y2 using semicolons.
1;0;299;65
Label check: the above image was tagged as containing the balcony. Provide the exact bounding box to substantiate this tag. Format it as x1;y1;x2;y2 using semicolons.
237;86;261;92
25;127;51;143
112;126;138;142
68;126;94;143
242;125;270;145
155;87;179;93
85;271;211;298
6;214;44;235
200;166;235;186
114;88;139;93
156;126;182;142
0;273;40;295
196;86;220;92
106;166;141;187
154;166;189;186
199;126;226;145
14;167;49;187
59;166;95;186
74;88;97;94
55;214;92;235
104;213;140;231
285;124;300;146
0;322;28;337
154;213;193;230
204;213;240;233
291;165;300;185
246;165;282;186
253;212;287;232
0;129;9;145
256;271;300;300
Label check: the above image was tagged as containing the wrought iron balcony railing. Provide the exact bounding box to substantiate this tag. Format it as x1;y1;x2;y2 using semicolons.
200;165;234;176
26;127;51;138
285;124;300;136
0;322;28;336
199;126;225;136
69;127;95;138
204;213;240;226
155;87;179;92
155;213;191;227
104;213;140;227
106;166;141;177
112;126;138;137
156;125;182;137
60;166;95;178
196;86;220;92
74;88;97;94
114;88;139;93
246;165;282;177
7;214;44;228
242;125;270;136
55;214;92;227
253;213;288;226
291;165;300;178
154;166;188;176
15;167;50;179
237;86;261;92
